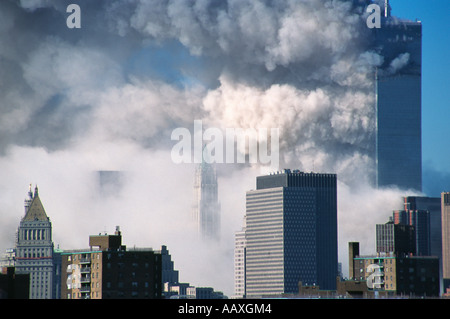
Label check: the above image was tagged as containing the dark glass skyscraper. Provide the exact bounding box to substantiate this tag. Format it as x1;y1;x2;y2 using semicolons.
374;3;422;191
403;196;442;260
393;209;430;256
244;169;337;297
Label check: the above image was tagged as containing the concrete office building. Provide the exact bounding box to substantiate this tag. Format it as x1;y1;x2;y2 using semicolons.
374;1;422;191
14;186;56;299
61;227;162;299
243;169;338;297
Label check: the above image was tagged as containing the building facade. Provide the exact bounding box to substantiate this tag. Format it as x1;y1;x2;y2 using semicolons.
158;245;180;298
14;186;56;299
442;192;450;291
376;221;416;256
186;287;225;299
61;227;162;299
159;245;179;288
350;241;440;297
243;169;337;297
352;254;439;297
233;220;246;298
0;267;30;299
393;209;430;256
403;196;442;260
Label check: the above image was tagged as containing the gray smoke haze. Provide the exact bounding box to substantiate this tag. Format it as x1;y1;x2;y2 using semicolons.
0;0;421;295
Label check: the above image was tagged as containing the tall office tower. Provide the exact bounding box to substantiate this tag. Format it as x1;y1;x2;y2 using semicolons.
442;192;450;289
393;209;430;256
192;161;221;241
374;1;422;191
233;218;246;299
244;169;337;297
376;220;415;256
15;185;55;299
403;196;441;259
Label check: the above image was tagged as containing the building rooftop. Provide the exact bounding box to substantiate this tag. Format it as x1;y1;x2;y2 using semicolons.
22;186;49;222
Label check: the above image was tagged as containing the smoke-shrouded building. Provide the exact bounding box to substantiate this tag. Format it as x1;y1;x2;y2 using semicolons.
241;169;338;297
192;161;221;241
374;1;422;191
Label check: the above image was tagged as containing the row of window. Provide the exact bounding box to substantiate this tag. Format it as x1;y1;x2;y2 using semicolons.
21;228;49;241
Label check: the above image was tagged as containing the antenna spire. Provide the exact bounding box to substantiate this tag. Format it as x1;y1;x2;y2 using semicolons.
384;0;391;17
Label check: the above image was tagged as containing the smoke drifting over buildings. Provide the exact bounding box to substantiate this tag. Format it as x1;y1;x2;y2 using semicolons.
0;0;424;295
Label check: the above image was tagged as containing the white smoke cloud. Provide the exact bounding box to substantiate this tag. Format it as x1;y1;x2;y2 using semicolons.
386;52;410;75
0;0;422;296
202;74;376;187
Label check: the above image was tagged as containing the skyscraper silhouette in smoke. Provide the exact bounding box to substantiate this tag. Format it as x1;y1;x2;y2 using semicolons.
192;146;221;242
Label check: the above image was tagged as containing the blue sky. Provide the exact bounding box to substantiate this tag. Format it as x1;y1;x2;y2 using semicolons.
390;0;450;195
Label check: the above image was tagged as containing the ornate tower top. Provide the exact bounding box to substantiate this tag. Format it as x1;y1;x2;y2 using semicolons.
22;185;49;221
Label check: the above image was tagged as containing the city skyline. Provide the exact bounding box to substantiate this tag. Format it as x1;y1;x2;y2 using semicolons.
0;0;449;297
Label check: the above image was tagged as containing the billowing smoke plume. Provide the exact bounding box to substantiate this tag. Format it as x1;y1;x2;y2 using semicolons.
0;0;420;295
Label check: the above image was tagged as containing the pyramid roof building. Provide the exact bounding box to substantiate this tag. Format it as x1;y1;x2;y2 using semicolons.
22;186;49;222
